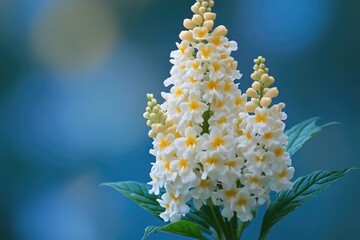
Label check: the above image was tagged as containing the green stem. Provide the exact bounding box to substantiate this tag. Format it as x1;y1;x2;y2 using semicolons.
230;216;238;240
236;221;247;239
206;200;224;240
212;207;233;240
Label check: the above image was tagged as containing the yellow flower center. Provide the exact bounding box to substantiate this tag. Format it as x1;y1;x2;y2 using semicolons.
212;137;225;148
199;180;209;188
179;159;188;169
225;189;237;199
274;147;284;157
159;139;170;149
212;61;221;73
224;161;236;168
255;114;267;123
189;100;200;110
236;197;247;206
185;137;197;147
263;132;273;140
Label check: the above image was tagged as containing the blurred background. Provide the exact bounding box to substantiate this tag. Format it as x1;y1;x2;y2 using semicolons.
0;0;359;239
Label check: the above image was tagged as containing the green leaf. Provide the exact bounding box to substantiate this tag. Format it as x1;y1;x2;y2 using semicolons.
259;168;354;240
142;220;207;240
285;117;338;156
101;181;212;235
101;181;164;218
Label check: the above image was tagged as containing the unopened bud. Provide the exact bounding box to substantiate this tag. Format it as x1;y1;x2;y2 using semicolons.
151;99;157;105
202;1;209;7
260;97;272;107
146;120;152;126
203;20;214;30
149;113;156;121
250;73;258;81
199;6;206;14
264;87;279;98
146;106;151;112
212;25;228;37
143;112;150;119
268;76;275;85
209;1;215;8
259;63;265;69
192;14;203;25
257;69;265;76
252;81;261;91
148;130;155;138
183;19;196;29
179;31;195;42
191;5;199;13
204;12;216;21
246;88;259;98
260;74;270;83
245;102;258;113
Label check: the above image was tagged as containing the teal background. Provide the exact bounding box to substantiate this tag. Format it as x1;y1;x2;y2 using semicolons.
0;0;359;239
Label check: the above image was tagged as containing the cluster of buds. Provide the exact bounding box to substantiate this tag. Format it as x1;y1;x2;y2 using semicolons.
179;0;228;43
143;94;176;138
245;56;279;112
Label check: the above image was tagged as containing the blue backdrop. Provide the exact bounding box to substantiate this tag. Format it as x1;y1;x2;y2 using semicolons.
0;0;359;239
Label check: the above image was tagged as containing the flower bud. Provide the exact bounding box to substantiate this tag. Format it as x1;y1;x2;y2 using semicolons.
209;1;215;7
257;69;265;76
199;6;206;15
264;87;279;98
179;31;195;42
252;81;261;91
250;73;258;81
212;25;228;37
146;120;152;126
268;76;275;85
260;97;272;107
246;88;259;98
204;12;216;21
260;74;269;83
191;5;199;13
148;130;155;138
192;14;203;25
143;112;150;119
183;19;196;29
245;102;258;113
203;20;214;30
202;1;209;7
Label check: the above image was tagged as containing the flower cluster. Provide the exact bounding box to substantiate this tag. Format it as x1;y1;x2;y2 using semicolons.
144;0;294;223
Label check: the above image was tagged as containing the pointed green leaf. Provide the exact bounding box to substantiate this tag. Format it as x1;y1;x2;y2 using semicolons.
101;181;164;218
142;220;207;240
101;181;212;235
285;117;338;156
259;168;354;240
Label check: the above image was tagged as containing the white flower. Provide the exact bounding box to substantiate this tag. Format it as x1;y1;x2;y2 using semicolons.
153;133;176;157
270;166;294;192
202;127;235;159
230;190;256;222
199;151;227;180
244;149;274;175
179;92;208;125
